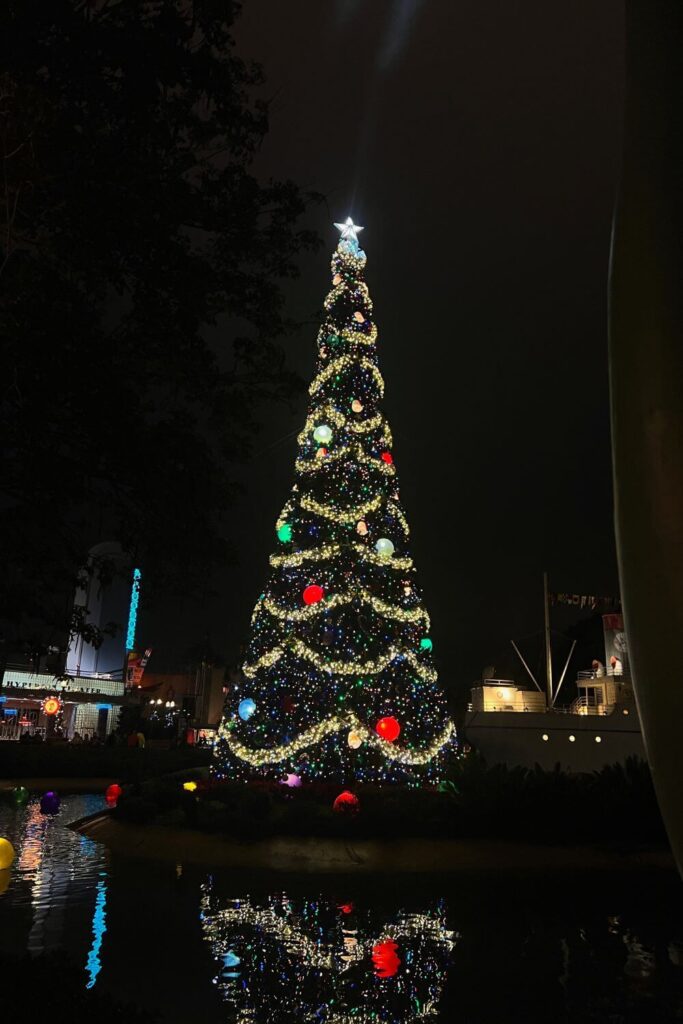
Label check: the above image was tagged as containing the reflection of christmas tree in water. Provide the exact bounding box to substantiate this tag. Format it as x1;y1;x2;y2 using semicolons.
214;218;455;784
200;885;457;1023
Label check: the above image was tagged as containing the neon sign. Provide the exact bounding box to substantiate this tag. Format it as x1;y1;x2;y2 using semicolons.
125;568;142;651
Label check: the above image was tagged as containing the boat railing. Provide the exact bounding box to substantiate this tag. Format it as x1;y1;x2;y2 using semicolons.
567;695;608;716
576;668;625;680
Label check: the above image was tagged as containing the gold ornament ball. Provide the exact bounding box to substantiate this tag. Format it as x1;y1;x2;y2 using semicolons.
353;311;365;323
357;521;368;536
351;399;363;413
316;447;327;459
332;273;342;285
347;730;362;750
0;837;16;871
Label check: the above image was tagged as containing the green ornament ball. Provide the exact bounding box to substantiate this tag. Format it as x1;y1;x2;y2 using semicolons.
277;523;293;543
420;637;433;651
12;786;29;807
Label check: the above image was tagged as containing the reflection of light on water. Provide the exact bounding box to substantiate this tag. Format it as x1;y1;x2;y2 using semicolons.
0;795;109;965
17;802;48;876
200;886;457;1022
85;876;108;989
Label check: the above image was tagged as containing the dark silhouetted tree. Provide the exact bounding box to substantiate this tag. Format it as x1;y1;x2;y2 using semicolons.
0;0;320;653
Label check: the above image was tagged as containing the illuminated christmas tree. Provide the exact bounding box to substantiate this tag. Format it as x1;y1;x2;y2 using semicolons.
214;219;455;783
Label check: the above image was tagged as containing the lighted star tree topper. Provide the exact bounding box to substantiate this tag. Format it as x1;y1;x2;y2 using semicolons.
214;219;456;783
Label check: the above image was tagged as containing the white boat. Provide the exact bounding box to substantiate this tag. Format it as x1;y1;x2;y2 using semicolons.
462;575;646;772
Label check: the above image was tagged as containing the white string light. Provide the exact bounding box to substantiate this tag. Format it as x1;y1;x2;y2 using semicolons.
242;640;437;683
218;713;455;767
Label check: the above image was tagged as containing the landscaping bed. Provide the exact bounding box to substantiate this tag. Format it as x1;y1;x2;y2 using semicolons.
112;755;668;846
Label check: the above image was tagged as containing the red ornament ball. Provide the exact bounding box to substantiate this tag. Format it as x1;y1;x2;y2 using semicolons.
303;584;324;605
333;790;360;814
372;939;401;978
105;783;122;804
380;451;393;465
376;716;401;742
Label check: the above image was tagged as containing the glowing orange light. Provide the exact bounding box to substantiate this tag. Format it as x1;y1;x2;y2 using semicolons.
42;697;60;716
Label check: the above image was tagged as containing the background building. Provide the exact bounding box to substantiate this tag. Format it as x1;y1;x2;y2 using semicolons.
0;541;141;741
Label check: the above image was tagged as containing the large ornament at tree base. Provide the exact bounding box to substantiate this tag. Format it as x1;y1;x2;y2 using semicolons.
375;538;395;558
40;791;60;815
280;773;302;788
11;786;29;807
105;783;122;805
303;584;324;605
333;790;359;815
0;837;16;870
238;698;256;721
313;424;332;444
376;717;401;742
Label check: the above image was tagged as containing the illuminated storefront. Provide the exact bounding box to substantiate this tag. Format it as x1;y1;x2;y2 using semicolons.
0;670;128;741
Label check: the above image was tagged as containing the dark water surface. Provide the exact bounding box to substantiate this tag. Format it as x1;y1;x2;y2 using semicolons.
1;796;682;1022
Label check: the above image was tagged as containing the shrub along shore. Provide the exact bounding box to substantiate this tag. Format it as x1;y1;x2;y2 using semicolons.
111;755;667;846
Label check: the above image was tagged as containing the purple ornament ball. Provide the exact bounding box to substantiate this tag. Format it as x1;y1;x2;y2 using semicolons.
40;791;60;815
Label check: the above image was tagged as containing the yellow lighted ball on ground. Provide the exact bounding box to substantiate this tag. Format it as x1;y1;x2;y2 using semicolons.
0;838;16;870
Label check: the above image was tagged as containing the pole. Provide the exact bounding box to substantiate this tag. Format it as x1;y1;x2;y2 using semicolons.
543;571;553;706
552;639;577;708
510;640;543;693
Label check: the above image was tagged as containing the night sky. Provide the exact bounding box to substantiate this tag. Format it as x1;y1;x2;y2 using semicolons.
142;1;625;698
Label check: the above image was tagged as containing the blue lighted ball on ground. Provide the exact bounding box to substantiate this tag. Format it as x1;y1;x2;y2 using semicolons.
238;698;256;721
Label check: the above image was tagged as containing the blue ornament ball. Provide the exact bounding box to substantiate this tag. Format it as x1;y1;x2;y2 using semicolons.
238;698;256;721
